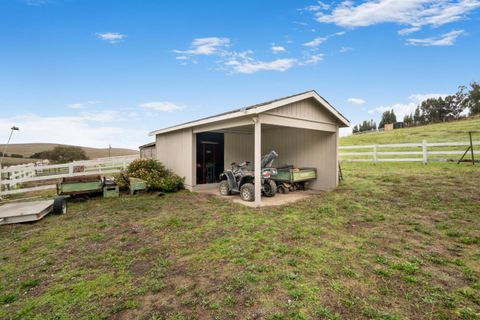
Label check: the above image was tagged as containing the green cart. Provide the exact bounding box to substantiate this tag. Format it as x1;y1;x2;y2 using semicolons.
272;167;317;193
57;175;104;197
57;175;119;199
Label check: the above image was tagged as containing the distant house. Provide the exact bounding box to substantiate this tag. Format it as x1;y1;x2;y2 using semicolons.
384;122;404;131
139;142;156;159
147;90;350;206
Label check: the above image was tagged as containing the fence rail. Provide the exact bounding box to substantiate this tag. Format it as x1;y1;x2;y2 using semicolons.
0;155;139;196
340;140;479;163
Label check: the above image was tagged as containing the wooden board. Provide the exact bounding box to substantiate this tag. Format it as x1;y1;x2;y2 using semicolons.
0;200;53;225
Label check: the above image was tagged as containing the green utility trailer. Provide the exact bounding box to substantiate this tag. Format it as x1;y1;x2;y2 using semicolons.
57;175;119;199
57;175;104;197
272;167;317;193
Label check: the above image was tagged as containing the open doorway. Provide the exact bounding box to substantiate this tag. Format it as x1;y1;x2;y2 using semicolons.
196;132;224;184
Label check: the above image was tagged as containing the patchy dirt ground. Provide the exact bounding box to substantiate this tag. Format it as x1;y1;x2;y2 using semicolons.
0;162;479;320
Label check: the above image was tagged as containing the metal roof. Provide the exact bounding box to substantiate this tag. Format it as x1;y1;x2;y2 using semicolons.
149;90;350;136
139;141;156;149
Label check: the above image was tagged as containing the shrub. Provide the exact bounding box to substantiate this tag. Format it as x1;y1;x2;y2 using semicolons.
9;153;24;158
113;172;130;191
31;146;88;163
123;159;183;192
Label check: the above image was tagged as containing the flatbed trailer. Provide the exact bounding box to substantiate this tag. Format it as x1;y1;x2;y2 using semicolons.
0;197;66;225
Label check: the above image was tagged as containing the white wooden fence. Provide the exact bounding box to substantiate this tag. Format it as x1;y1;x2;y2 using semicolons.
340;140;479;163
0;155;139;196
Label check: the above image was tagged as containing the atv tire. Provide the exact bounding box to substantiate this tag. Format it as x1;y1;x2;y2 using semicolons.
262;180;277;197
219;180;231;196
240;183;255;202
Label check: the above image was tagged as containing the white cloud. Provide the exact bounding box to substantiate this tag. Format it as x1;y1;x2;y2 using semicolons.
302;1;330;12
0;114;144;149
347;98;366;105
315;0;480;33
271;45;286;54
369;93;448;119
80;110;123;122
174;37;230;56
175;37;306;74
68;103;85;109
95;32;127;44
406;29;465;46
225;58;297;74
398;27;421;35
303;37;328;47
67;101;100;109
303;31;345;47
339;46;353;53
139;102;183;112
301;54;325;65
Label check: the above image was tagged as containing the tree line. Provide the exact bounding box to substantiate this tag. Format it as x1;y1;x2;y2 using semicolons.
353;81;479;133
352;119;377;134
30;146;89;163
403;82;479;127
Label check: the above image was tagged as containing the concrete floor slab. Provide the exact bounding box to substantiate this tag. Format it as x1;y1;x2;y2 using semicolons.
194;183;320;207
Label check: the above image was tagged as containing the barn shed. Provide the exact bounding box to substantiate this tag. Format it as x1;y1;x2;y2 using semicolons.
149;90;350;206
139;142;156;159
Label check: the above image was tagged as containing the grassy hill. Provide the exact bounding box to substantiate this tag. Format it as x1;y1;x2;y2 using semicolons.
341;116;480;146
0;157;43;166
0;143;138;162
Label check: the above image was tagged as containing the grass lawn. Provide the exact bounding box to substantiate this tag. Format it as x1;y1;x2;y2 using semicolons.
0;162;479;319
340;116;480;146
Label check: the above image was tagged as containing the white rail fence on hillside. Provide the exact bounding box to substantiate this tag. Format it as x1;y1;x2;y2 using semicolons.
0;155;139;196
340;140;479;163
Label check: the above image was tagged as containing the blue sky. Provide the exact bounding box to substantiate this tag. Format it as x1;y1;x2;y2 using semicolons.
1;0;479;149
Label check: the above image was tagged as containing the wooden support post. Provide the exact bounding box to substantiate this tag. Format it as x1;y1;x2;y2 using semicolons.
0;165;3;198
254;117;262;207
469;132;475;165
422;140;428;164
373;145;377;164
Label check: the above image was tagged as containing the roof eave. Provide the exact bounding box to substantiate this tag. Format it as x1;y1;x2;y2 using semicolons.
149;90;350;135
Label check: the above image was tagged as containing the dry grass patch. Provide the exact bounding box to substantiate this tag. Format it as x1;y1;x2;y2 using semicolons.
0;162;479;319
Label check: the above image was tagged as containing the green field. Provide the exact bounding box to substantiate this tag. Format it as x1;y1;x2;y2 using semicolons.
341;116;480;146
1;162;479;319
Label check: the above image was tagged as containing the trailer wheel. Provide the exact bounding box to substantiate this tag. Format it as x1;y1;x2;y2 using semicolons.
278;185;289;194
52;197;67;215
240;183;255;202
219;180;231;196
263;180;277;197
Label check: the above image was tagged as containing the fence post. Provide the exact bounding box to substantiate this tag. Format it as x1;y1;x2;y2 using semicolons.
422;140;428;164
373;145;378;164
68;163;74;175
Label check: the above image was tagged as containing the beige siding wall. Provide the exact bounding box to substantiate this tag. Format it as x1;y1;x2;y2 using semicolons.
267;97;338;124
224;132;254;169
262;127;338;190
154;97;341;191
155;129;194;189
140;147;156;159
224;126;338;190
